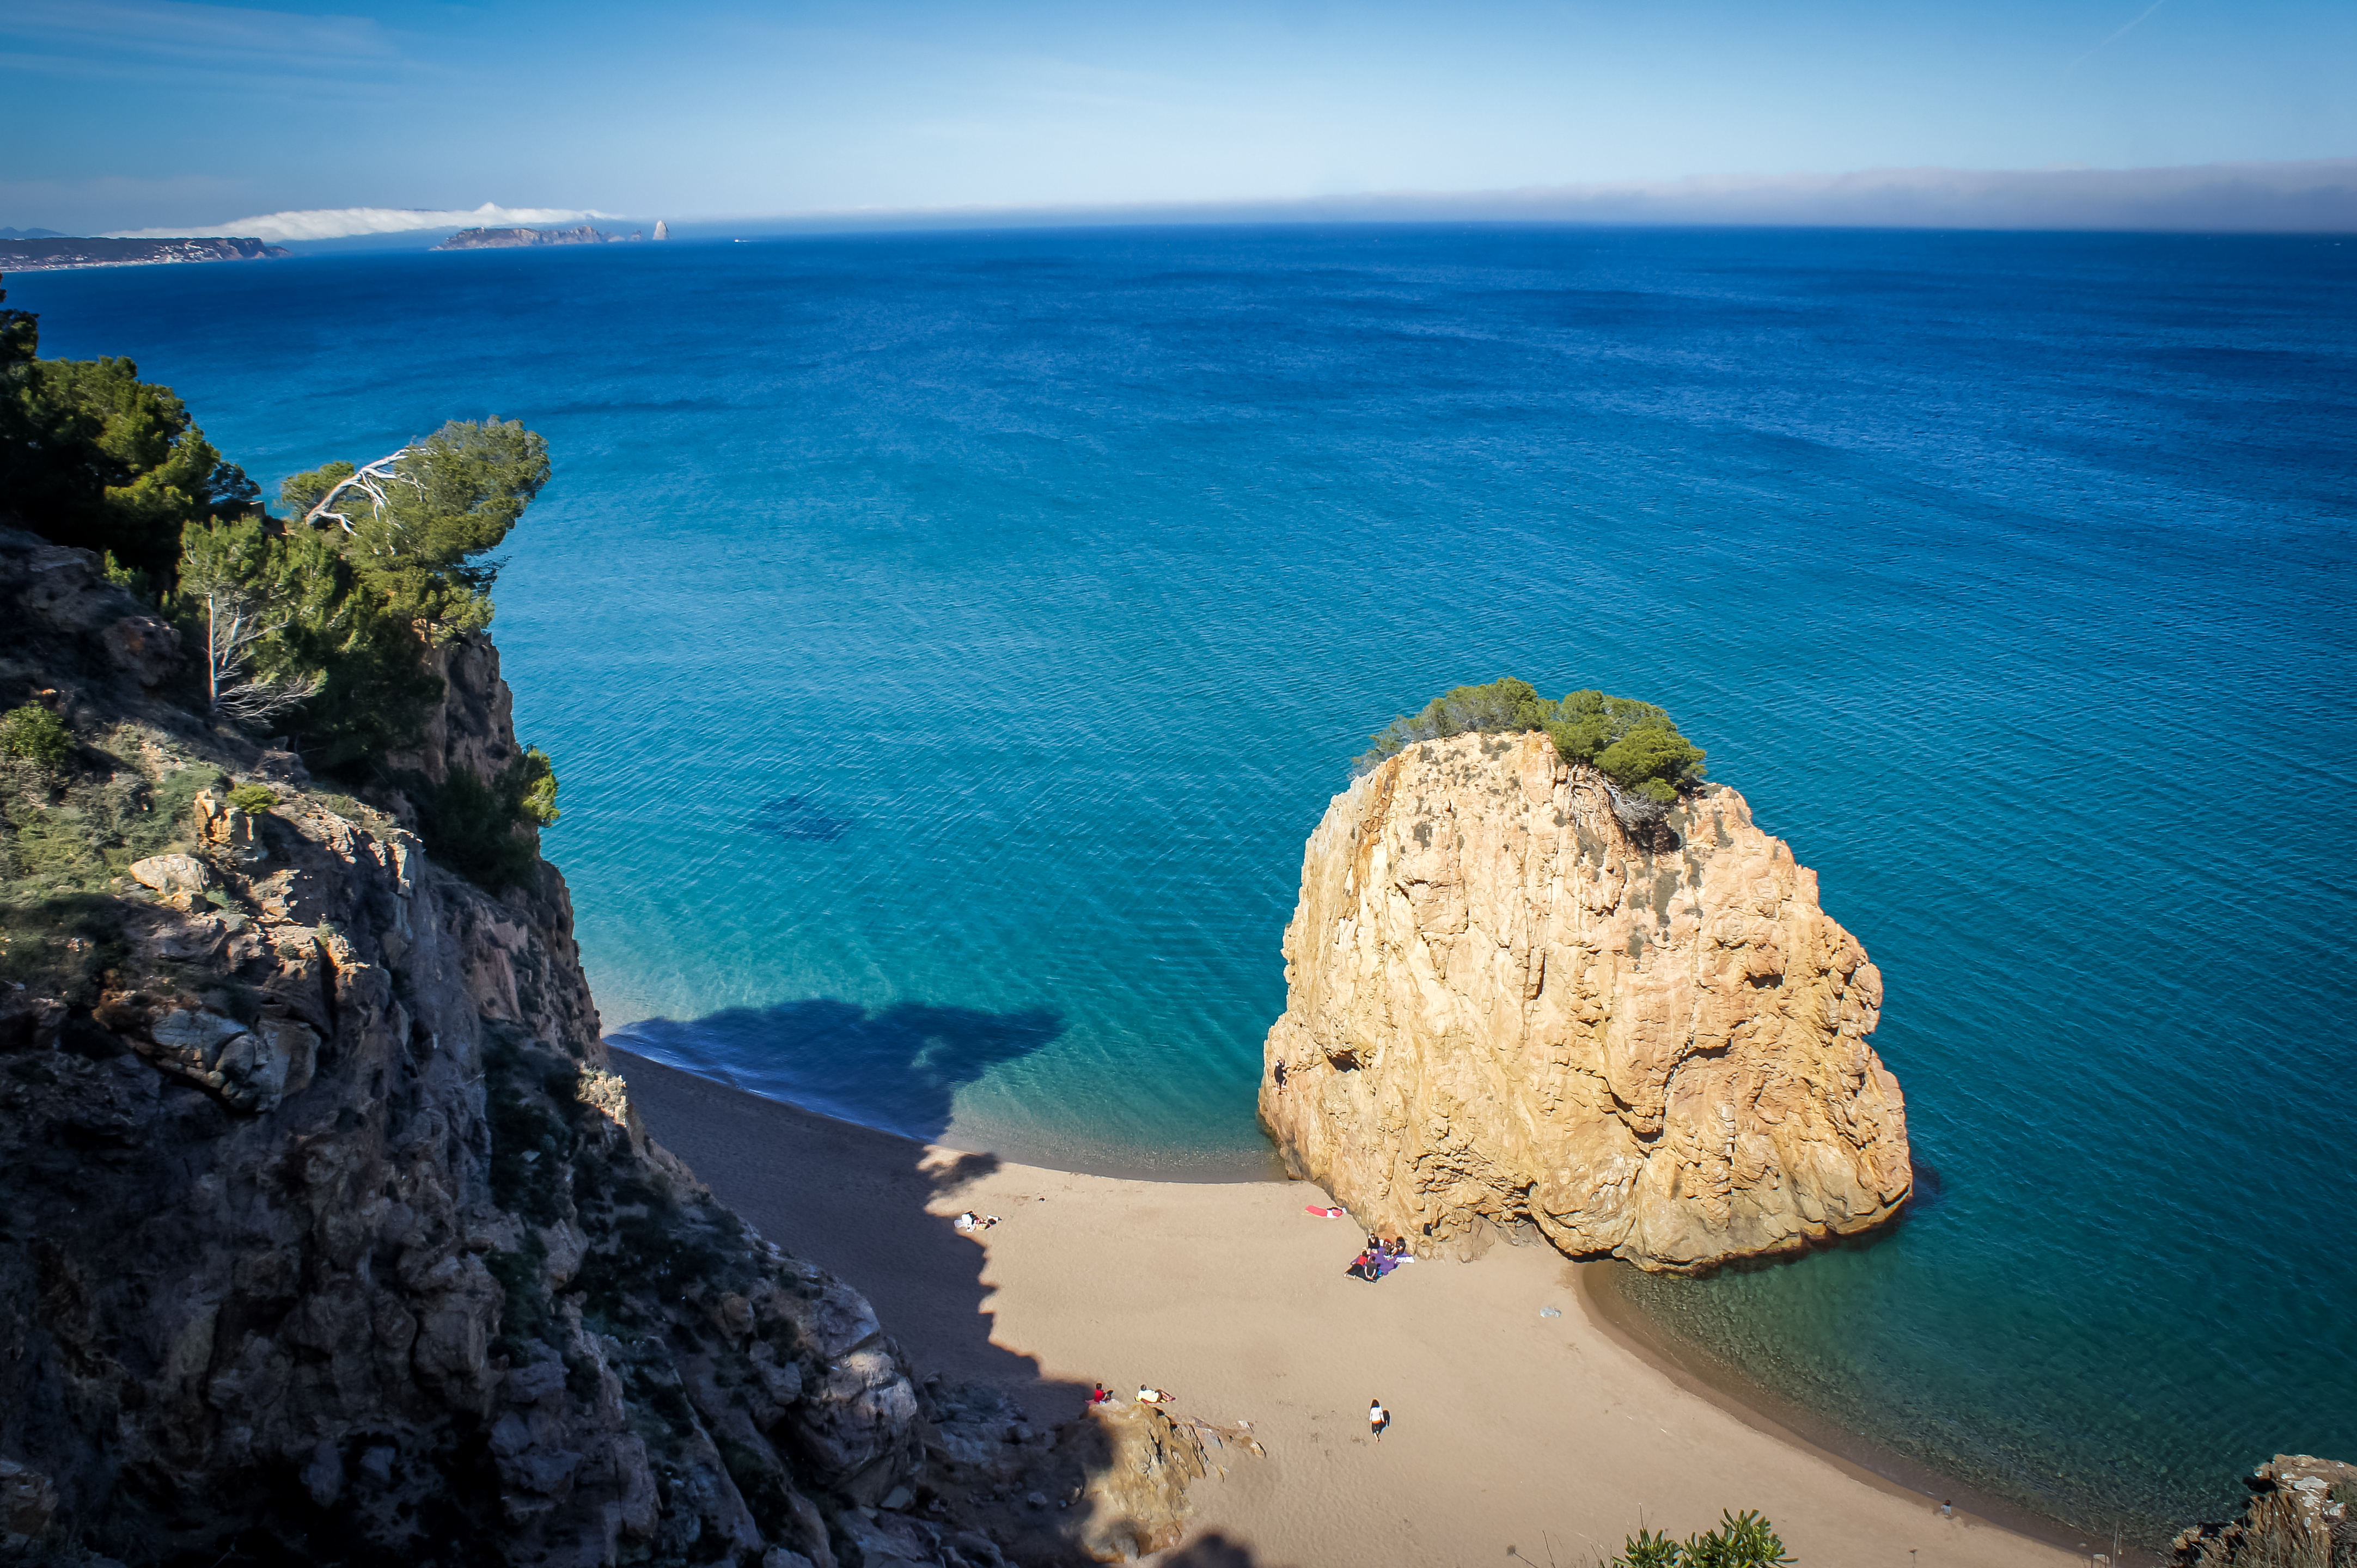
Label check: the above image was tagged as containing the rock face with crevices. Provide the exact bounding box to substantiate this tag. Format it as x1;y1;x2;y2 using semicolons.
2171;1454;2356;1566
0;532;1034;1567
1259;730;1912;1273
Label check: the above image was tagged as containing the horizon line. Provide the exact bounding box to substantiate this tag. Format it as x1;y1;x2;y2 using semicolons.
33;155;2357;243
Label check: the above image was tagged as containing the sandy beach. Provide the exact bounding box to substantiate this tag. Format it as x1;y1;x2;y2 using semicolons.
610;1050;2080;1568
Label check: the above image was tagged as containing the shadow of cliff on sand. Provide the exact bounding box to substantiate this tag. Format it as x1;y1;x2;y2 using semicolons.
607;1048;1055;1395
1158;1530;1269;1565
607;998;1065;1146
614;1049;1250;1565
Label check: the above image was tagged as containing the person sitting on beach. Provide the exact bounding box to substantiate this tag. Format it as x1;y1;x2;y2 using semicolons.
1137;1385;1170;1405
1090;1383;1113;1405
1345;1250;1375;1282
1376;1241;1401;1277
953;1211;979;1232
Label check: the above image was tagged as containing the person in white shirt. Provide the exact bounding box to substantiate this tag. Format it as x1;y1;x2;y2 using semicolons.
1368;1398;1389;1441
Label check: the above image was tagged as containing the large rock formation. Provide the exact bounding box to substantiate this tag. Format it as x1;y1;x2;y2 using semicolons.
0;534;1118;1567
1259;730;1912;1273
2172;1455;2356;1567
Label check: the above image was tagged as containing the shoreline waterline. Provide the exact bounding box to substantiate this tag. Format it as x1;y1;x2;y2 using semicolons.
1577;1262;2120;1562
607;1046;2087;1562
604;1036;1292;1184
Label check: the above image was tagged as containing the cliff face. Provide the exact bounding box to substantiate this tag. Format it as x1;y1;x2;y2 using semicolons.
1259;731;1912;1273
0;534;1058;1568
2172;1455;2356;1567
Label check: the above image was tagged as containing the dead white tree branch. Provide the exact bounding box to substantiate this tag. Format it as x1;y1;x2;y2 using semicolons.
302;448;416;535
202;587;322;727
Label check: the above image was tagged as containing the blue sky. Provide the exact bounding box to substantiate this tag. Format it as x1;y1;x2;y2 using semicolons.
3;0;2352;233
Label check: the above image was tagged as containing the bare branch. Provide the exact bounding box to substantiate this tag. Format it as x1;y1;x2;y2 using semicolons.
199;586;320;730
212;669;323;725
302;449;411;534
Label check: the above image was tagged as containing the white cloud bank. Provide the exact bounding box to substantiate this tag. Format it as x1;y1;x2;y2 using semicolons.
754;159;2357;235
102;203;618;242
83;161;2357;243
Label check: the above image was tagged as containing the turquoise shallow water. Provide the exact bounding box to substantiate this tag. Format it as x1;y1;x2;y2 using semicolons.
15;225;2353;1545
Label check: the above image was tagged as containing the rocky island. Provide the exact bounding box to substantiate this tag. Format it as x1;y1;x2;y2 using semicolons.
435;225;639;250
1260;687;1914;1273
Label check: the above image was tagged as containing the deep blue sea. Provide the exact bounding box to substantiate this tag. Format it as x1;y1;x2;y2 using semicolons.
15;225;2353;1548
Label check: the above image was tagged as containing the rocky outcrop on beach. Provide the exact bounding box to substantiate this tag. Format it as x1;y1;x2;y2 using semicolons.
2172;1455;2357;1567
0;534;1048;1567
1259;730;1913;1273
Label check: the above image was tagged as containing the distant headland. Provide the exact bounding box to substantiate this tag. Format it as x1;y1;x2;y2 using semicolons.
0;235;288;271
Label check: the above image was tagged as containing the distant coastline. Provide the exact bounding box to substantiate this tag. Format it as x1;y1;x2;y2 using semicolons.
0;235;288;272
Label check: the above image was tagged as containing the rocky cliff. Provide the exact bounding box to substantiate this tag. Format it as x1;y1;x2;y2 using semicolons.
0;532;1138;1568
1259;730;1913;1273
2173;1455;2356;1567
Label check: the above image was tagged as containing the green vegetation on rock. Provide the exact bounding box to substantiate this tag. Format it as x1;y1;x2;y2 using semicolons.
1;285;259;580
279;418;550;639
411;748;560;893
3;287;564;897
1;705;71;768
1608;1510;1794;1568
1;750;225;905
1358;676;1707;804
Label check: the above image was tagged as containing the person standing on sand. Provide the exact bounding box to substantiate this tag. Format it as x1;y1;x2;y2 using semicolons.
1369;1398;1388;1442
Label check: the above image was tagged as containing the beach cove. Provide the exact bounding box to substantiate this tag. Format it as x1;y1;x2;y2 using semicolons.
18;223;2353;1547
613;1050;2076;1567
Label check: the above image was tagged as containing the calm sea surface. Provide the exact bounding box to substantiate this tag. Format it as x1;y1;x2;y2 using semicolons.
17;225;2353;1547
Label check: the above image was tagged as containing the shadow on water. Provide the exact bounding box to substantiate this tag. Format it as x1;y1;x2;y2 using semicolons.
749;793;856;841
606;1050;1278;1567
608;999;1065;1145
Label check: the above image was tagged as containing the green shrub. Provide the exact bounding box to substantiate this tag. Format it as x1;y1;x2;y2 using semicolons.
0;706;71;768
100;550;154;601
412;748;559;893
0;335;260;581
1609;1510;1793;1568
516;748;560;826
1546;690;1707;807
1357;677;1706;805
225;783;278;813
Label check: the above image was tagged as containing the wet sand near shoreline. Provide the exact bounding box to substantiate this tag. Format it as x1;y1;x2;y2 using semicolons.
610;1049;2077;1568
